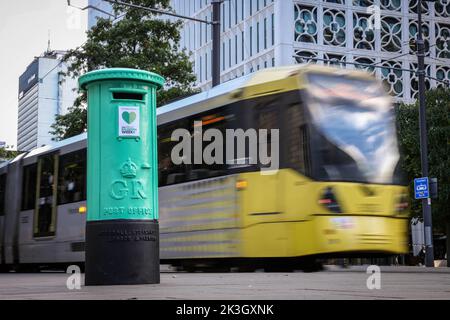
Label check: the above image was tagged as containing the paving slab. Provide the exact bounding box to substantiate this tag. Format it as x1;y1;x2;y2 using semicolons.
0;267;449;300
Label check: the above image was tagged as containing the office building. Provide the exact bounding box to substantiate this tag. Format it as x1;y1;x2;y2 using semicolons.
88;0;114;29
173;0;450;103
17;51;78;151
87;0;450;104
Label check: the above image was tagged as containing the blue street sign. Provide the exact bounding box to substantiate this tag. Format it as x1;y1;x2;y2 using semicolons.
414;177;429;199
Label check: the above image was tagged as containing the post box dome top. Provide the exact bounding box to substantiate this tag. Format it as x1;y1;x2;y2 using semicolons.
79;68;164;90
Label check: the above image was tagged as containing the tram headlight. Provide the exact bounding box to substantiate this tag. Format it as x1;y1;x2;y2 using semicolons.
318;187;342;214
236;180;248;191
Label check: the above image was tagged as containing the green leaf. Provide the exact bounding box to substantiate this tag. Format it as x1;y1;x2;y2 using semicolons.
396;87;450;232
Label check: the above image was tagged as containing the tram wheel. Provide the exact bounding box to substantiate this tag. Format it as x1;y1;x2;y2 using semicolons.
0;265;11;273
235;266;258;273
14;264;41;273
263;262;295;273
299;258;324;273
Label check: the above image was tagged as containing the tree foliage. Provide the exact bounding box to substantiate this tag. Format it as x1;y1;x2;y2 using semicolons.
0;148;20;160
51;0;198;140
396;87;450;231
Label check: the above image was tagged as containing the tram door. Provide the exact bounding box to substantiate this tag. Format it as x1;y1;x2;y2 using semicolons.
33;153;58;238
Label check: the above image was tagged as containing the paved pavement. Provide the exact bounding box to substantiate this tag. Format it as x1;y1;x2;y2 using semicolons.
0;266;449;300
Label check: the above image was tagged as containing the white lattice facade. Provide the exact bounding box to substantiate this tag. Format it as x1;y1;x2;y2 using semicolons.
292;0;450;104
173;0;450;104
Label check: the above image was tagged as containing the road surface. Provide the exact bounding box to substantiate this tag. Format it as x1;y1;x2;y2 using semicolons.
0;266;449;300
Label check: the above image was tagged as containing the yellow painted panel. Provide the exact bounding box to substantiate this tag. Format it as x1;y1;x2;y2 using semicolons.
239;216;408;258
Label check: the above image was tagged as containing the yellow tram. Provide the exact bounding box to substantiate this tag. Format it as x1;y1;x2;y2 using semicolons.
157;65;409;270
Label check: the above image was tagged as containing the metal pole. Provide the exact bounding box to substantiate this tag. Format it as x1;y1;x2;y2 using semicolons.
417;0;434;267
211;0;222;87
104;0;213;24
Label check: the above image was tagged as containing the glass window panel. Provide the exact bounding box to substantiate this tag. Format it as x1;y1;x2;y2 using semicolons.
57;149;87;205
0;174;6;216
21;164;37;211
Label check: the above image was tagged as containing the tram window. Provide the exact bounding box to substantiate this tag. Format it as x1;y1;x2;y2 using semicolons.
158;106;238;186
0;174;6;216
21;163;37;211
301;124;311;176
39;155;55;199
285;102;311;175
158;119;190;187
58;149;86;205
186;110;232;182
256;100;278;129
313;129;365;182
254;98;279;170
35;154;57;237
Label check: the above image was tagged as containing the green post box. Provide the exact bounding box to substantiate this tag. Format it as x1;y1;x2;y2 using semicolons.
79;68;164;285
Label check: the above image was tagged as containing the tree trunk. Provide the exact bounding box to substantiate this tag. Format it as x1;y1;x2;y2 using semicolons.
447;221;450;267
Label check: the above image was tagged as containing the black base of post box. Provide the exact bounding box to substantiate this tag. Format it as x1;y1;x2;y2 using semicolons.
85;219;159;286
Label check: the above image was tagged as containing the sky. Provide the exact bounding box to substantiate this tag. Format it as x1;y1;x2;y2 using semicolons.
0;0;88;150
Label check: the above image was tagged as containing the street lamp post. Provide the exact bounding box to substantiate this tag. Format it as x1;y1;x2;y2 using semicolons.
211;0;222;87
417;0;434;267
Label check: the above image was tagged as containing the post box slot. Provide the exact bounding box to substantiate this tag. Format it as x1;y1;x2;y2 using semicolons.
112;92;144;101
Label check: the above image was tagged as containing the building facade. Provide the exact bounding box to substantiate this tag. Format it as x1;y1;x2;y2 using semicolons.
17;51;78;152
172;0;276;89
88;0;114;29
172;0;450;104
86;0;450;104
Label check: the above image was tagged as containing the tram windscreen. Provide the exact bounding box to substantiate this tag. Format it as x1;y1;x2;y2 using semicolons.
306;72;401;184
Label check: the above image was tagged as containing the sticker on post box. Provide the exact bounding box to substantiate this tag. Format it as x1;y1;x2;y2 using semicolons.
118;106;140;137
